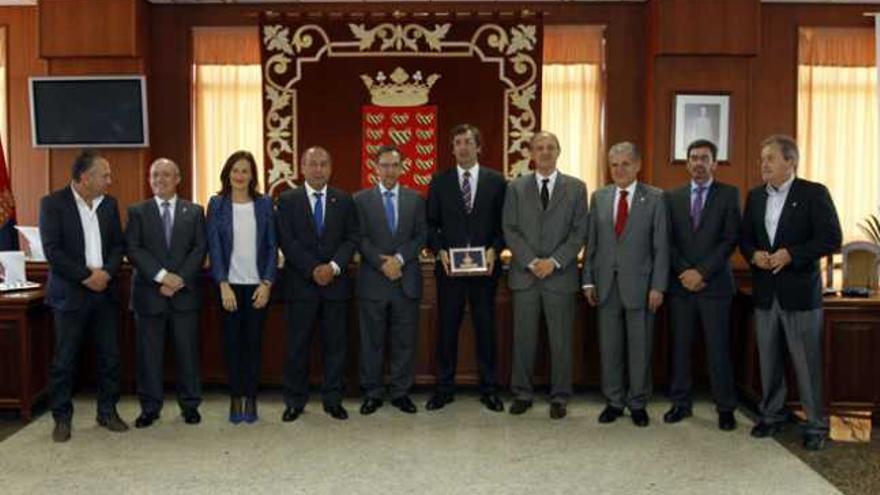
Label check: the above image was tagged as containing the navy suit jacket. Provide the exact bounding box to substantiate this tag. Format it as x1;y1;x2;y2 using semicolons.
276;186;358;301
39;187;124;311
206;194;277;285
740;178;842;311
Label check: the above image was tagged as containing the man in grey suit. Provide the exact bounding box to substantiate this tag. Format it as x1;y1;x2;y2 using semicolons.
664;140;739;431
126;158;207;427
503;131;588;419
582;142;669;427
354;144;428;415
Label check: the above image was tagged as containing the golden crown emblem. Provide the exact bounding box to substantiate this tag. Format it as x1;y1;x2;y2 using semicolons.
360;67;440;107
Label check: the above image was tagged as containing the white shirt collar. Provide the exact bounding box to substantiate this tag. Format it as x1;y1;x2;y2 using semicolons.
70;184;104;212
766;174;795;195
305;182;328;197
691;178;713;193
457;163;479;177
616;180;638;197
154;195;178;210
535;168;558;185
379;182;400;196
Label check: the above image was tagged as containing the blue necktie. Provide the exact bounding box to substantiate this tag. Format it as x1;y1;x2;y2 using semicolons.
313;192;324;235
161;201;173;248
691;185;707;231
384;190;396;233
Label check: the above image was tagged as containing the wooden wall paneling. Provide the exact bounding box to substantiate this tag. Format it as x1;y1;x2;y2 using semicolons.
649;56;751;193
652;0;760;56
39;0;142;58
0;7;48;227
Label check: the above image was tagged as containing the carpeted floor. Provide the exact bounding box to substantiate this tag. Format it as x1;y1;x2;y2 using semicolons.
0;393;846;495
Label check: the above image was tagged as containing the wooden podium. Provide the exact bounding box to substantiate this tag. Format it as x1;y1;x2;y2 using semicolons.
0;289;51;421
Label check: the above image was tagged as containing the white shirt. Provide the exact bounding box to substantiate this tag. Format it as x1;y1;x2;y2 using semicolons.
765;174;795;246
613;181;638;223
457;163;479;211
153;195;178;283
228;201;260;285
71;184;104;270
535;169;559;200
303;182;340;276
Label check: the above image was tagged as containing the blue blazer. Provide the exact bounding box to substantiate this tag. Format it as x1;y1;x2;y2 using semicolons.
206;194;277;284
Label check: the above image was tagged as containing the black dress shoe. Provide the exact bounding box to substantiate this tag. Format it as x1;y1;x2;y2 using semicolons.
549;403;567;420
598;406;624;424
96;411;129;432
360;398;384;415
52;420;71;443
663;406;692;424
282;406;304;422
135;412;160;429
803;434;828;451
182;409;201;425
480;394;504;412
750;422;783;438
718;411;737;431
391;396;417;414
324;404;349;420
631;409;650;427
425;393;454;411
509;399;532;415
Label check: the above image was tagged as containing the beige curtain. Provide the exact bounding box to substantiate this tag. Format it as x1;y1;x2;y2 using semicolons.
798;28;877;241
542;25;605;192
192;27;263;206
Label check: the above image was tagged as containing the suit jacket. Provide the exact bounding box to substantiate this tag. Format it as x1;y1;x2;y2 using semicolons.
39;186;125;311
582;182;670;309
354;185;427;300
205;194;277;284
665;181;741;298
426;166;507;277
503;172;589;293
276;186;358;301
126;198;207;315
740;178;841;311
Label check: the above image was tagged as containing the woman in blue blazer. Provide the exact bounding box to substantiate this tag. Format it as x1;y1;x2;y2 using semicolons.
206;150;277;424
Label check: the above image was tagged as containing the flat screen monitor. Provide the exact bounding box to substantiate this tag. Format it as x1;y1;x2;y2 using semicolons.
29;75;149;148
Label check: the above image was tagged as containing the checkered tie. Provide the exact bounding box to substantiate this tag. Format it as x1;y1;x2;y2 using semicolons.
461;171;472;214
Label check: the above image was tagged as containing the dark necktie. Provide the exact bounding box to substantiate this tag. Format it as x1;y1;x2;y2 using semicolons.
461;170;472;214
161;200;172;248
313;192;324;235
540;178;550;210
615;190;629;238
691;185;707;231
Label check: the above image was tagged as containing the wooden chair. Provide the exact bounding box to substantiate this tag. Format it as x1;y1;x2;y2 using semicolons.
841;241;880;292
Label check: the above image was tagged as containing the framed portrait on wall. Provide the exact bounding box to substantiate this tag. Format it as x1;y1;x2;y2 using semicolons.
672;93;730;162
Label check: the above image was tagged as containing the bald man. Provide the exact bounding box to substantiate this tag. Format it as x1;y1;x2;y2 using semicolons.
126;158;207;428
277;147;358;422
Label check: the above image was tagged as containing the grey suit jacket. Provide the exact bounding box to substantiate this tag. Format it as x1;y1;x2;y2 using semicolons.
503;172;589;293
665;181;740;298
582;182;669;309
126;198;207;315
354;185;427;300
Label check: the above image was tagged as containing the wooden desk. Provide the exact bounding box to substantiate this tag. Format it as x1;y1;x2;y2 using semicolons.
0;289;51;421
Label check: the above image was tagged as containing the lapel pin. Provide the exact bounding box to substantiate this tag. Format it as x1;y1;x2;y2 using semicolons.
791;201;797;208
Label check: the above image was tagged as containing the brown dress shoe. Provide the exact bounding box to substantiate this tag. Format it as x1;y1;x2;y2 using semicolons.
53;420;71;443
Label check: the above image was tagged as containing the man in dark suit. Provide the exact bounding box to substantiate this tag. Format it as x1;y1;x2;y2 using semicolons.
503;131;588;419
125;158;207;428
39;150;129;442
741;134;841;451
277;146;358;421
664;140;739;431
582;142;669;427
353;144;427;415
425;124;507;412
